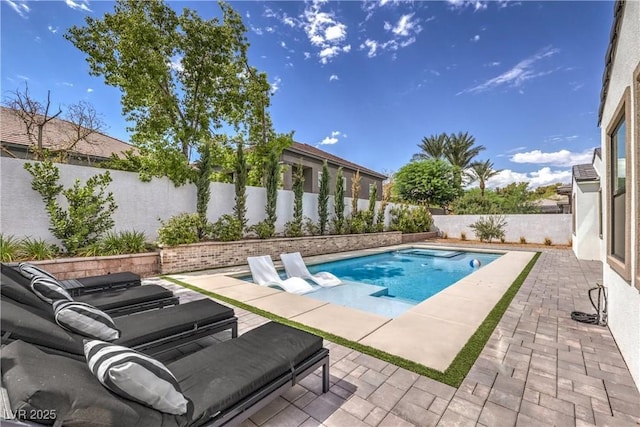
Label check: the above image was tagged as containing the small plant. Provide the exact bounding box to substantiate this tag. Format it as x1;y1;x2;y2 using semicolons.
211;215;243;242
1;234;22;262
304;217;320;236
157;213;204;246
460;232;467;241
544;237;552;246
283;220;304;238
500;236;506;243
519;236;527;244
20;237;59;260
248;220;275;239
469;215;507;243
78;230;149;256
389;205;433;234
441;232;448;239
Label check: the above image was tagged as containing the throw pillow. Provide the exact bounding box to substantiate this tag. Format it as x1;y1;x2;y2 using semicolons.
54;300;121;341
30;276;73;304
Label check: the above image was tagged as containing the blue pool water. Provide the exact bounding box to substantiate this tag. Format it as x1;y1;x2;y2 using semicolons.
307;249;500;304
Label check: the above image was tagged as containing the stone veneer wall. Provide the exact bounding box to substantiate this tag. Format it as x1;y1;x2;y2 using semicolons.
159;232;403;274
20;253;160;279
401;231;438;244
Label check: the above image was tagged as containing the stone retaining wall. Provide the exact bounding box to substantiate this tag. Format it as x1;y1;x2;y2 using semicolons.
401;231;438;243
159;232;403;274
20;252;160;279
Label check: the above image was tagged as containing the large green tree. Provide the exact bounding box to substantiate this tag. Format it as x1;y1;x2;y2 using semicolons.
66;0;269;205
317;161;330;235
394;159;462;208
411;133;448;161
412;132;485;178
468;159;502;198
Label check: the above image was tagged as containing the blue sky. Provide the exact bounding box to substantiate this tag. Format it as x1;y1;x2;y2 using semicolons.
1;0;614;189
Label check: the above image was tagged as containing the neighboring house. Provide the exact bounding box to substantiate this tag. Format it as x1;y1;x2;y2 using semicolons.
597;0;639;389
0;106;135;165
571;149;603;261
280;142;387;200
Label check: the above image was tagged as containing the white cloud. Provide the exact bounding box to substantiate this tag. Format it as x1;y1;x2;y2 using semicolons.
265;26;275;33
304;52;311;59
487;167;572;189
484;61;501;67
47;25;59;34
331;131;341;137
510;148;594;166
270;76;282;94
329;74;339;81
16;74;29;81
392;14;421;37
5;0;30;18
65;0;92;12
60;82;74;87
471;34;480;42
282;15;296;27
251;26;263;35
570;81;584;91
360;39;379;58
457;46;559;95
320;136;338;145
280;41;287;48
168;56;183;72
301;1;350;64
87;88;94;93
447;0;488;11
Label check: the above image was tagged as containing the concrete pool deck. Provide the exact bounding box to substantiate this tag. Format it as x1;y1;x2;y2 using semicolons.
170;244;536;372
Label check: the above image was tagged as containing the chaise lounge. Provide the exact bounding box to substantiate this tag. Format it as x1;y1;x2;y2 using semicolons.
2;321;330;426
247;255;315;294
280;252;343;287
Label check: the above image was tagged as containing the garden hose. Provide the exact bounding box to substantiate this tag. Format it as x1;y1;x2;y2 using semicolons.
571;283;607;326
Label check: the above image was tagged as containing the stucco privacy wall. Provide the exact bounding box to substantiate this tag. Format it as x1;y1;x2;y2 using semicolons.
599;1;640;389
432;214;572;244
572;181;601;260
0;157;390;243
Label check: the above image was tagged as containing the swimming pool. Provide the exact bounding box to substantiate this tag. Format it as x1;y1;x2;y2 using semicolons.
308;249;500;304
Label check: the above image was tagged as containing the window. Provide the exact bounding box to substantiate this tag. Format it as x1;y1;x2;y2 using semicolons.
610;117;626;261
605;87;631;281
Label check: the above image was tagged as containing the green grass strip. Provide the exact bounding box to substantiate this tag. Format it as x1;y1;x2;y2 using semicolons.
163;251;540;388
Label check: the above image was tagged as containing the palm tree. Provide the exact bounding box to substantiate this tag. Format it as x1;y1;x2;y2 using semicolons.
468;159;502;197
412;133;448;161
445;132;486;170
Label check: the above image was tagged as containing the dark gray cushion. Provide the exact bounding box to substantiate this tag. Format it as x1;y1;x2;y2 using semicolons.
76;271;141;289
1;340;184;426
0;270;54;316
169;322;323;424
77;285;174;311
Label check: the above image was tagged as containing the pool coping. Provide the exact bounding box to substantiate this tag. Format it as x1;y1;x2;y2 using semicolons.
169;244;536;372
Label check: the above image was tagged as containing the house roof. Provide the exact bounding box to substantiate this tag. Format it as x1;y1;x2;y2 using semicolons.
598;0;625;125
573;163;600;182
593;147;601;160
287;141;387;179
1;106;135;160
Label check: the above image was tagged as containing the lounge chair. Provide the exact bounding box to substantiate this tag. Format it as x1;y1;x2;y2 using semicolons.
1;264;178;316
3;262;141;296
1;322;329;426
280;252;342;287
247;255;315;294
1;285;238;361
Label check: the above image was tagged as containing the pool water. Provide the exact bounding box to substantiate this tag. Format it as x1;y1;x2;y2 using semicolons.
307;249;500;304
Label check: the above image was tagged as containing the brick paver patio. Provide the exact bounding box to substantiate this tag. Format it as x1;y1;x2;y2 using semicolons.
153;248;640;426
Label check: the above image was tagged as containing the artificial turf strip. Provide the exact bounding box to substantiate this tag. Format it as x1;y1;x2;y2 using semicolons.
163;251;540;388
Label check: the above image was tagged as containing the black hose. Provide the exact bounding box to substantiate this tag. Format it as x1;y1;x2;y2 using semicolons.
571;283;607;326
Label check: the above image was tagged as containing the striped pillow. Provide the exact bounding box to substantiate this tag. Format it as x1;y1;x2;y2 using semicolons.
54;300;120;341
84;340;189;415
18;262;58;281
30;276;73;304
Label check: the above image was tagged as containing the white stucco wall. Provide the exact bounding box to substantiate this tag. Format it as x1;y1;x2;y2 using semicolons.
432;214;572;244
572;180;601;260
0;157;394;243
599;0;640;389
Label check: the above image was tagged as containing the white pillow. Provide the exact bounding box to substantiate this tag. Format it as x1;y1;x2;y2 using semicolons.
84;340;189;415
30;276;73;304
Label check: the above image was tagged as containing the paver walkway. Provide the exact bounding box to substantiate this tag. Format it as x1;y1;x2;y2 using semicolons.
155;248;640;426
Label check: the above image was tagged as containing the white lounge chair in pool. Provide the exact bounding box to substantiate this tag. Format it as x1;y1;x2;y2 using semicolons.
247;255;315;295
280;252;343;287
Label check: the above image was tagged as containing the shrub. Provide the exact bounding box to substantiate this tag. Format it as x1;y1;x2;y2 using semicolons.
469;215;507;243
318;161;330;235
347;211;370;234
389;205;433;234
20;237;59;260
78;230;149;256
442;232;448;239
211;215;243;242
519;236;527;244
1;234;22;262
157;213;204;246
24;160;117;255
460;232;467;241
304;217;320;236
500;236;506;243
544;237;552;246
248;220;275;240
